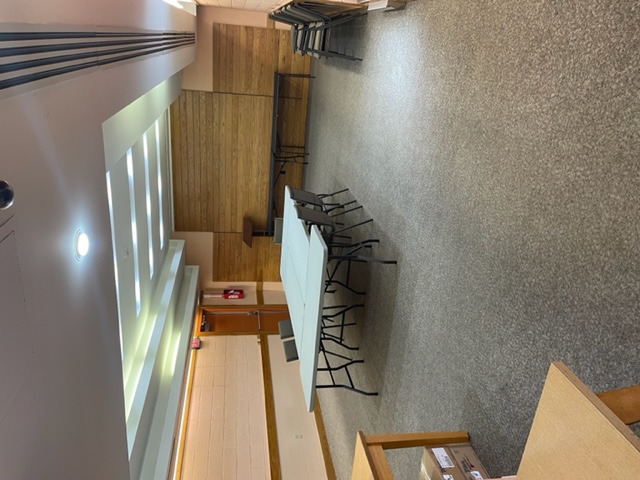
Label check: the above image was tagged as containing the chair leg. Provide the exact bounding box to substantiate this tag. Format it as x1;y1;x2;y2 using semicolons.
325;279;366;296
318;188;349;198
316;344;378;397
315;384;378;396
321;333;359;351
323;304;348;311
330;205;363;218
330;254;397;265
323;304;364;342
333;218;373;236
325;199;357;214
323;303;365;320
320;345;354;362
335;244;373;257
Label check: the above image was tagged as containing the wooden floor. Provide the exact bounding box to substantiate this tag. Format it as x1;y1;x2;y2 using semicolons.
179;334;328;480
179;336;270;480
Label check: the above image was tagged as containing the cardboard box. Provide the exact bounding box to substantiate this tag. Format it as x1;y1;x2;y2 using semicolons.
449;443;490;480
419;447;467;480
419;444;490;480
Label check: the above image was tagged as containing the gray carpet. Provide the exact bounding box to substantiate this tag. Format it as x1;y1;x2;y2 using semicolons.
302;1;640;479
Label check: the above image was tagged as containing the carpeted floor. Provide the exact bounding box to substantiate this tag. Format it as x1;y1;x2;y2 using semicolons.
301;1;640;478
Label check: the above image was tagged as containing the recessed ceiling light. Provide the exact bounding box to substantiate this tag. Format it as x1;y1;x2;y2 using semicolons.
0;180;14;210
75;230;90;259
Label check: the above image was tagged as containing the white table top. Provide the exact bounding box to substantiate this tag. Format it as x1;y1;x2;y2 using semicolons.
281;186;309;352
280;186;327;411
299;225;327;411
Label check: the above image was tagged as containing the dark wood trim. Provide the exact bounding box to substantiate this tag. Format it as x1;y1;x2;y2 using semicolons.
198;331;270;337
173;309;201;480
257;281;264;305
201;303;288;313
193;306;204;336
260;334;281;480
313;392;337;480
173;347;196;480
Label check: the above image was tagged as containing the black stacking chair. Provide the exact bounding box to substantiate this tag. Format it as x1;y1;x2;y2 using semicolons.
272;0;365;25
288;186;358;215
295;22;363;61
285;3;330;22
294;203;395;302
315;338;377;396
294;203;395;261
270;0;366;62
294;203;372;239
321;303;363;347
294;203;396;265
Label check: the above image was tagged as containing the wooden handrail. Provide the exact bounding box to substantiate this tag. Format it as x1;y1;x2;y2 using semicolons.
364;431;470;449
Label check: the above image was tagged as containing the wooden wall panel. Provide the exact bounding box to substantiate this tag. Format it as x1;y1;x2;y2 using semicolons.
173;92;274;233
171;91;216;232
208;93;274;233
277;31;310;88
212;233;281;281
212;24;281;96
172;23;310;281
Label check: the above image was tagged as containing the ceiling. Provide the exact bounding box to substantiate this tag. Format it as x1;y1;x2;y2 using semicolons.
0;2;197;478
196;0;288;13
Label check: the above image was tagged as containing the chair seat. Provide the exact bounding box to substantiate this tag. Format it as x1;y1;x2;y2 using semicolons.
283;339;299;362
278;319;294;340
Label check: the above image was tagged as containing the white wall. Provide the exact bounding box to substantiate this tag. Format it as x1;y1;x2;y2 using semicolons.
105;106;176;391
0;2;195;479
104;100;199;480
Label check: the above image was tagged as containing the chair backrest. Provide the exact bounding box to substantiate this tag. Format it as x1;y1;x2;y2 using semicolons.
286;3;329;22
289;187;324;207
294;204;334;229
269;11;299;26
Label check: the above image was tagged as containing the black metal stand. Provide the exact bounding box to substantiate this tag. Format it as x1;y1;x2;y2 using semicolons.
266;72;314;236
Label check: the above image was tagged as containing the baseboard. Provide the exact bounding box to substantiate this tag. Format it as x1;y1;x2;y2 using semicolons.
313;393;337;480
260;334;282;480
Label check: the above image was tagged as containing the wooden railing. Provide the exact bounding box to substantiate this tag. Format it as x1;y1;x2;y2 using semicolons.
351;431;469;480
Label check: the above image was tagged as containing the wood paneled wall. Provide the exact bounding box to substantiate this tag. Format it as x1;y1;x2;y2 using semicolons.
212;24;308;95
171;23;311;281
